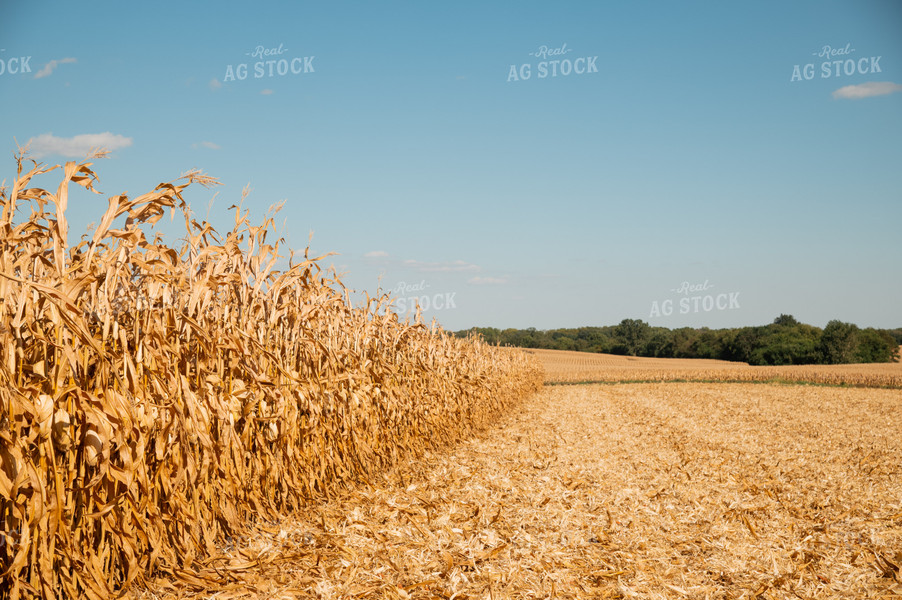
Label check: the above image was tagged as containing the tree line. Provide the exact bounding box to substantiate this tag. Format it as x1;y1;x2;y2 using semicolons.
454;315;901;365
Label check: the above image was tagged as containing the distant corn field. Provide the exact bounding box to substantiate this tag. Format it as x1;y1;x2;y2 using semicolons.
0;152;543;600
532;348;902;388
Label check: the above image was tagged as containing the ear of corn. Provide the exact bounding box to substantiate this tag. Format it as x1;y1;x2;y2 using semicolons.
0;152;542;599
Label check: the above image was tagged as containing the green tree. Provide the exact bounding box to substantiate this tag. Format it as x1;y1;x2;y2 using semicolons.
853;328;897;363
614;318;650;356
773;314;799;327
643;328;674;357
750;322;821;365
722;327;762;363
687;328;720;359
671;327;699;358
818;320;858;364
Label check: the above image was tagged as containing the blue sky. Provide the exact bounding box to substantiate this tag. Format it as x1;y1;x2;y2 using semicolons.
2;0;900;330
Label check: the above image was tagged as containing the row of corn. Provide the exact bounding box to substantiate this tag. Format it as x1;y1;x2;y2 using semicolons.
0;153;543;599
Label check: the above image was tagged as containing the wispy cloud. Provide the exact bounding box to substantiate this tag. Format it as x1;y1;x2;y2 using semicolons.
192;141;221;150
209;78;222;91
25;132;132;158
34;57;76;79
468;276;508;285
403;259;480;273
364;250;389;258
832;81;902;100
260;88;274;95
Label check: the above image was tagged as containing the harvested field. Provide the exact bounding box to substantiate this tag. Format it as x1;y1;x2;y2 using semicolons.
532;348;902;388
134;381;902;599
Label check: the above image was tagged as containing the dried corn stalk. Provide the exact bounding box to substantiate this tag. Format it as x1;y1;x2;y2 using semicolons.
0;151;543;600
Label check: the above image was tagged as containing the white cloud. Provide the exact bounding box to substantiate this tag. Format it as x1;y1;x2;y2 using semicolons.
403;259;480;273
26;132;132;158
34;57;76;79
364;250;389;258
192;141;221;150
832;81;902;100
468;276;508;285
260;88;274;95
209;78;222;91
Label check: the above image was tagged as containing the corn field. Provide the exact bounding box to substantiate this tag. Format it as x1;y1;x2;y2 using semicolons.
531;348;902;388
0;152;543;600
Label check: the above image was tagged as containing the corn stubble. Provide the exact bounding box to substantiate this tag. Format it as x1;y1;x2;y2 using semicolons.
0;152;543;599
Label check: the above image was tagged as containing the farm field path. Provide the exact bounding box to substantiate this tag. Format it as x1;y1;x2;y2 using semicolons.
140;381;902;599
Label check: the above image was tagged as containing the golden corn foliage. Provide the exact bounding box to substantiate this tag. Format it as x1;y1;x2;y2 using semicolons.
0;153;543;600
